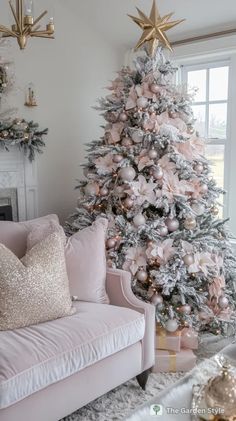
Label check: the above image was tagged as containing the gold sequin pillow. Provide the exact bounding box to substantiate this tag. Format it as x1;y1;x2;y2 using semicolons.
0;231;75;331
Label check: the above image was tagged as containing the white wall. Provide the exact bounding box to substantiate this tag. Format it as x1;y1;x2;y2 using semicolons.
1;0;121;223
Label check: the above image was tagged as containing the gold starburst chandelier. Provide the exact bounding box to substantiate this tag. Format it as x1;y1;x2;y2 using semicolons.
0;0;55;50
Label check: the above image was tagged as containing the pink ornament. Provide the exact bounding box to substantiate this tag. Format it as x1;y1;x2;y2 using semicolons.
165;218;179;233
124;197;134;209
106;238;116;249
137;96;148;109
181;327;198;350
100;187;109;196
148;149;158;159
119;112;128;122
137;270;148;282
153;167;163;180
179;305;191;315
84;182;99;196
119;166;136;182
195;163;204;174
151;293;163;305
113;154;123;163
121;137;133;147
150;83;159;94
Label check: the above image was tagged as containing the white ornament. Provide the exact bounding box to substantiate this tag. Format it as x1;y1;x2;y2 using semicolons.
119;167;136;182
133;214;146;227
159;226;168;237
137;96;148;109
165;319;178;333
137;270;148;282
200;183;208;194
100;187;109;196
165;218;179;232
153;167;163;180
84;182;99;196
183;254;194;266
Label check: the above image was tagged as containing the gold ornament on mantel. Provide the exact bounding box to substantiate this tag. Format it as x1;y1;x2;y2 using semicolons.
25;82;37;107
128;0;185;56
0;0;55;50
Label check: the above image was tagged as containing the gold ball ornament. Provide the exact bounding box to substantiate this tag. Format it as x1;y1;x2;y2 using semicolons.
1;130;8;138
106;238;117;249
184;217;197;230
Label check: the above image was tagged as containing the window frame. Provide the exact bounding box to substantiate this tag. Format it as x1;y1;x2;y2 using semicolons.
180;59;231;219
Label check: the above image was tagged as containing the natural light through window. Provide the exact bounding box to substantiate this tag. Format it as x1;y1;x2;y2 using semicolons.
182;62;230;217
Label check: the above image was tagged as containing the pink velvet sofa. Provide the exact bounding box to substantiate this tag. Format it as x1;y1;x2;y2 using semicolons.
0;218;155;421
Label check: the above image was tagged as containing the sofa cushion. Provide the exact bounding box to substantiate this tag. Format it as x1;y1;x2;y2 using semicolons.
0;302;145;409
65;218;109;303
0;214;59;259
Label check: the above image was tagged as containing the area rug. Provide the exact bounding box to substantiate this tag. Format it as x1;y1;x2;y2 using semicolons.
62;335;231;421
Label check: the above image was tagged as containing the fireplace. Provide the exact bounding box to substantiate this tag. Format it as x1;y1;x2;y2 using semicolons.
0;188;18;221
0;205;13;221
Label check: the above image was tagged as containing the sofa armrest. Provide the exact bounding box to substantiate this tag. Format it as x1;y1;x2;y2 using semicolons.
106;268;155;371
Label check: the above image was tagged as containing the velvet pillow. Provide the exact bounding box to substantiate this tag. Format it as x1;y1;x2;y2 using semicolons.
65;218;109;304
0;214;59;259
0;231;75;331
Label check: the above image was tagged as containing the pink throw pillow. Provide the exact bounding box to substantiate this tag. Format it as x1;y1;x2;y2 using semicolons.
27;220;64;250
65;218;109;304
0;215;59;258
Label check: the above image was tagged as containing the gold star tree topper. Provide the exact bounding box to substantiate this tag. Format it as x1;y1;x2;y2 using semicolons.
128;0;185;56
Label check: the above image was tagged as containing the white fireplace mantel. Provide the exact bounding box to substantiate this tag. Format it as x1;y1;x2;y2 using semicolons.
0;148;38;221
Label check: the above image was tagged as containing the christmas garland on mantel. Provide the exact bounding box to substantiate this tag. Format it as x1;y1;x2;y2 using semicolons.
0;118;48;162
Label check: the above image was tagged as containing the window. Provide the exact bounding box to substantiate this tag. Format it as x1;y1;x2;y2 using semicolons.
181;62;230;217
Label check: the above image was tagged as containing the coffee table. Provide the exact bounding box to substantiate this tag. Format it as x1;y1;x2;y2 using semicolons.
125;343;236;421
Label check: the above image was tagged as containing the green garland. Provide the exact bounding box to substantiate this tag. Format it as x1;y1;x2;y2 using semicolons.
0;118;48;162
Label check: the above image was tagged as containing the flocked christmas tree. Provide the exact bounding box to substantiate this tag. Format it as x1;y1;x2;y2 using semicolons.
66;1;236;335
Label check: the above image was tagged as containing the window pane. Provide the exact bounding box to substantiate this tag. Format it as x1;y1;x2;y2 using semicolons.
188;69;206;102
205;144;224;217
209;67;229;101
192;104;206;137
209;103;227;139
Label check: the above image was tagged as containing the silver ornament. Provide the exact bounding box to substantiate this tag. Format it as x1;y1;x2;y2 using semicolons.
84;182;99;196
165;319;178;333
132;131;143;144
119;112;128;122
218;296;229;309
159;226;168;237
183;254;194;266
184;217;197;230
151;293;163;305
133;214;146;227
137;270;148;282
165;218;179;232
137;96;148;109
148;149;158;159
113;154;123;163
119;166;136;182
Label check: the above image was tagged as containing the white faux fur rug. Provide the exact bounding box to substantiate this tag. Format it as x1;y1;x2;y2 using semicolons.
62;335;231;421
